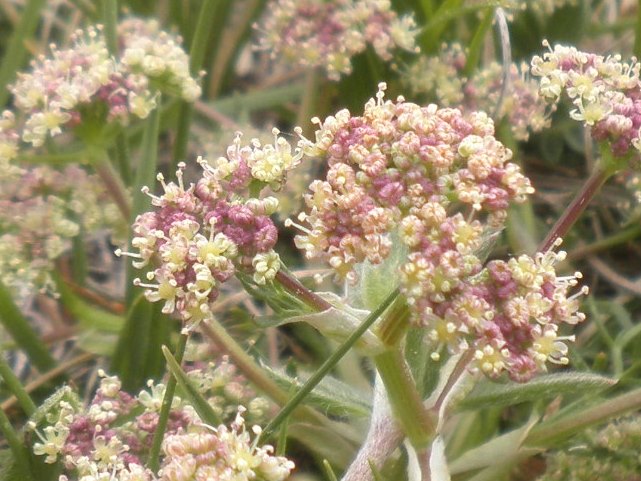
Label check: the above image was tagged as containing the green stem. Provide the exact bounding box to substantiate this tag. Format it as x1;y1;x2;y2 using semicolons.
525;386;641;446
419;0;463;51
419;0;434;18
100;0;132;185
101;0;119;55
126;102;161;306
419;0;508;51
206;0;261;98
71;227;88;283
464;8;493;77
635;0;641;59
259;288;400;442
171;0;222;171
0;356;37;416
374;349;436;449
147;333;188;473
0;407;33;480
0;280;57;373
0;0;46;107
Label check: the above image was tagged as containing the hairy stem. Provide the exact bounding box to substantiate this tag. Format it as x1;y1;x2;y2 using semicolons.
374;349;436;450
341;376;403;481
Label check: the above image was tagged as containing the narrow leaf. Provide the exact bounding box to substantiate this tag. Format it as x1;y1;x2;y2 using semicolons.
0;356;37;416
162;346;221;426
458;372;616;410
111;296;169;391
0;280;57;373
265;366;372;418
450;417;539;474
126;101;161;305
0;408;32;481
324;460;339;481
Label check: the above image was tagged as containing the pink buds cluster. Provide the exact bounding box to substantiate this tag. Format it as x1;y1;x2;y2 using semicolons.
531;40;641;158
32;364;283;481
293;83;533;283
427;248;587;381
120;132;301;329
256;0;419;80
293;84;585;380
161;408;294;481
405;43;550;141
10;18;200;148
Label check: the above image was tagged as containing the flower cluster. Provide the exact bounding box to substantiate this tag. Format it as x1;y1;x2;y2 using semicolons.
405;44;550;141
0;165;121;297
161;408;293;481
0;110;21;178
31;367;286;481
293;83;533;282
9;18;200;148
120;131;302;329
293;84;586;380
195;123;317;219
256;0;419;80
531;40;641;158
186;356;272;425
540;416;641;481
425;249;586;381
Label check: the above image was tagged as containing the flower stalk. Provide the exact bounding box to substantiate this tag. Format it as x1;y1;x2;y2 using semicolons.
147;332;188;472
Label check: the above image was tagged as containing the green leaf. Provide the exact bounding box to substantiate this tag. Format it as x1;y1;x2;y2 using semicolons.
236;271;315;319
458;372;616;410
0;279;57;373
450;416;539;474
0;408;32;481
0;450;21;481
126;101;161;306
264;366;372;418
0;356;36;416
162;345;222;427
111;295;170;391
